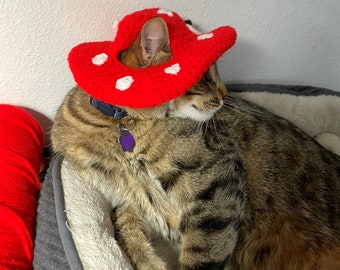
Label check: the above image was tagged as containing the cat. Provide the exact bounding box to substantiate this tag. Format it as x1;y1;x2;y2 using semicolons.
51;17;340;270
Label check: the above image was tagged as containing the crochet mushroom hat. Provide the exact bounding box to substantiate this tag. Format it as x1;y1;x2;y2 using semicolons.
68;8;237;108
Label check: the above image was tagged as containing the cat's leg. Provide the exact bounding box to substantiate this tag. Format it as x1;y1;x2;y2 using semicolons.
178;202;242;270
113;206;168;270
178;169;246;270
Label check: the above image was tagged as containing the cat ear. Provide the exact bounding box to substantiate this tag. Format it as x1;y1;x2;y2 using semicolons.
139;17;170;66
207;63;228;95
206;64;220;83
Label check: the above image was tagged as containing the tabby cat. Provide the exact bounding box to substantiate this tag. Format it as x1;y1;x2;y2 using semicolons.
51;17;340;269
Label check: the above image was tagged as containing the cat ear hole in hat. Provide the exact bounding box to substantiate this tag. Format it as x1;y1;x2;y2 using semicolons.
140;17;171;67
119;17;172;69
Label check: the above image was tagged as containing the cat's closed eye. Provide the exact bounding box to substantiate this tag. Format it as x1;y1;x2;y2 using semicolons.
168;65;227;122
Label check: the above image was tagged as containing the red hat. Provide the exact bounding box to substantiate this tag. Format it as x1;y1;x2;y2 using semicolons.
68;8;237;108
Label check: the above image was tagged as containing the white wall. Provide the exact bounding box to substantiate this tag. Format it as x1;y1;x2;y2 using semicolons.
1;0;339;135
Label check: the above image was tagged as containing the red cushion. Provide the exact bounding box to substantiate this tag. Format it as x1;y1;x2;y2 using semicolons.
0;105;44;269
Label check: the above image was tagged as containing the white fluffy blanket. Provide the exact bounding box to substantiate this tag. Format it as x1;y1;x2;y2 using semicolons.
61;90;340;269
61;160;133;270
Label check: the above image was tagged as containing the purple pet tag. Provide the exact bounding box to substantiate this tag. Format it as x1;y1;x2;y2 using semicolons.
118;123;135;152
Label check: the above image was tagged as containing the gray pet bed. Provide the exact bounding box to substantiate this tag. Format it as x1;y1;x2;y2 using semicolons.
33;84;340;269
33;155;82;270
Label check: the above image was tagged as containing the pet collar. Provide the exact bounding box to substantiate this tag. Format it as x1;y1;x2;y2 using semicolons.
68;8;237;108
90;97;128;119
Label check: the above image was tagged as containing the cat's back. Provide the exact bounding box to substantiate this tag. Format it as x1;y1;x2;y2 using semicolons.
217;96;340;270
217;96;340;186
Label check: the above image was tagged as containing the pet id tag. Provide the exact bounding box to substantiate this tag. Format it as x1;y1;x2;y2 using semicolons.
118;123;135;152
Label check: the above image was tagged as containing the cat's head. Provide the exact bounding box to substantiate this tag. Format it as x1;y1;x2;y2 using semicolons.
119;17;227;121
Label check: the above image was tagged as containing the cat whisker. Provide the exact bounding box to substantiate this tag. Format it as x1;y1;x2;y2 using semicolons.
223;98;263;117
194;121;209;138
193;121;202;134
211;116;223;145
204;121;209;138
223;102;247;117
227;96;265;116
197;121;205;134
184;121;203;137
198;121;208;139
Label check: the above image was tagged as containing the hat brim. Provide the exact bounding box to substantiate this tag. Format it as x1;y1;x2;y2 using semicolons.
68;8;237;108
